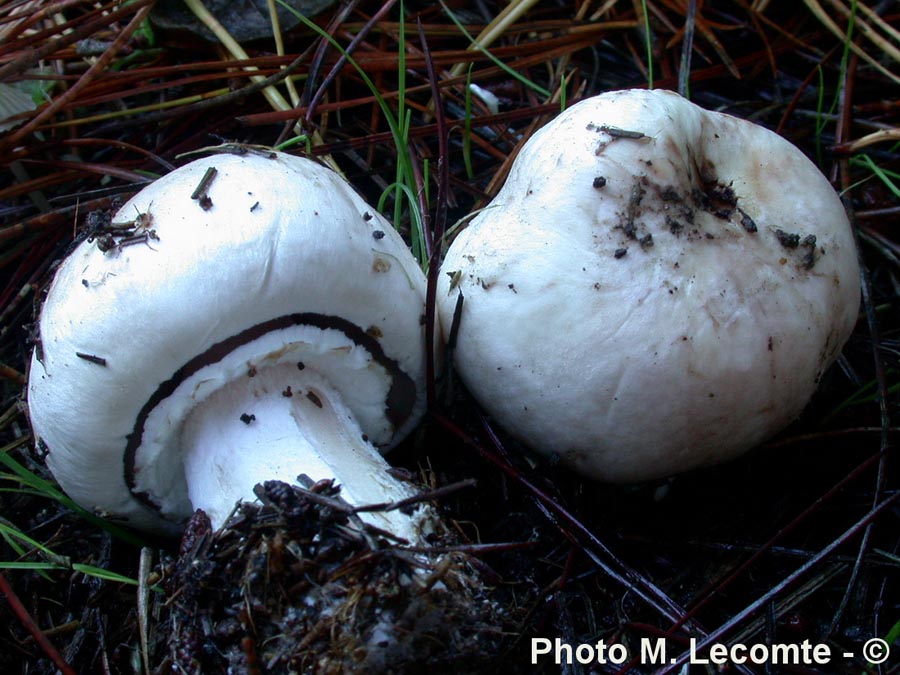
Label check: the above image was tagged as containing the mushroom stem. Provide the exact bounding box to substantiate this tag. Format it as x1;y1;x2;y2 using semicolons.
180;363;427;544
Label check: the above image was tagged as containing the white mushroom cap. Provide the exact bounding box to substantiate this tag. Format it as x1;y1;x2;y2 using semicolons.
28;151;429;536
438;89;860;482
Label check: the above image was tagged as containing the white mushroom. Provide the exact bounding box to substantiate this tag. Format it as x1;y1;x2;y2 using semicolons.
28;150;430;540
438;89;860;482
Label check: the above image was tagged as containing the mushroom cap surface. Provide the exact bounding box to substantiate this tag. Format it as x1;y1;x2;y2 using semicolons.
29;151;427;534
438;89;859;482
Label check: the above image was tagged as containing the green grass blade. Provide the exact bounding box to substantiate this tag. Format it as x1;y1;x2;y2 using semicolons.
277;0;428;267
640;0;654;89
0;561;138;585
439;0;550;98
0;521;71;565
0;445;146;547
851;153;900;199
463;65;475;180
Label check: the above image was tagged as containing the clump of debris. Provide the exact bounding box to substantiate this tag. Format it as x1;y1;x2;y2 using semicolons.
154;479;508;675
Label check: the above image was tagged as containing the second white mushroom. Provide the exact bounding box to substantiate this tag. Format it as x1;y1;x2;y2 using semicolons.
439;89;860;482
